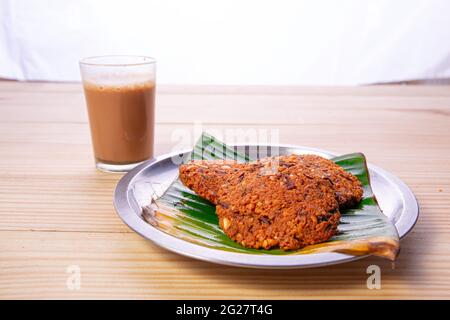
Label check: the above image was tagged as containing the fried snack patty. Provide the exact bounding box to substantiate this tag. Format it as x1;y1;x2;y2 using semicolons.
178;159;244;203
179;154;363;250
279;155;363;208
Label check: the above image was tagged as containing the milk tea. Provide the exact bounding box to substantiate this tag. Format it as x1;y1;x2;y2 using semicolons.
83;81;155;165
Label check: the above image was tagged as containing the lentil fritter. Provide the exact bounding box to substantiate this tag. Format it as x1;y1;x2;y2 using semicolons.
179;154;363;250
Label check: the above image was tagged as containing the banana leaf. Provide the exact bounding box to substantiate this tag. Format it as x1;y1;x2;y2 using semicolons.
145;133;400;260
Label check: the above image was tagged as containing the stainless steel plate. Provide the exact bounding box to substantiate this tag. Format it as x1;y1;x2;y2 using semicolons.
114;145;419;268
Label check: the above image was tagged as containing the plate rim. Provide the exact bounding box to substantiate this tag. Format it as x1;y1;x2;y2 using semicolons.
114;144;419;269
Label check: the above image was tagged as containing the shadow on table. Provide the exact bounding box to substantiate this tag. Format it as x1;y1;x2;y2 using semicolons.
168;233;423;296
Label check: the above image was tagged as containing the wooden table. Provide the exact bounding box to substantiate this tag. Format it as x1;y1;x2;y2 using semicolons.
0;80;449;299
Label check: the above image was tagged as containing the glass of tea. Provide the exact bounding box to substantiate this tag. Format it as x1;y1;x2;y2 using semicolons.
79;55;156;172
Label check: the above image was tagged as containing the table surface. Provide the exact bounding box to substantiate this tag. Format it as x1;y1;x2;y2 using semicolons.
0;80;449;299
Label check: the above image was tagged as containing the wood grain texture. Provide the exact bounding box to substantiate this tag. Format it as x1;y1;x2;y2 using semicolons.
0;80;449;299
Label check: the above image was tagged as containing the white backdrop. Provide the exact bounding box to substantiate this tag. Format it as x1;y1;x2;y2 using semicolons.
1;0;449;85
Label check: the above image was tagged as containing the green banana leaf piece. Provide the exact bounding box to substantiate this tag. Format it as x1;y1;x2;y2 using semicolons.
147;133;400;260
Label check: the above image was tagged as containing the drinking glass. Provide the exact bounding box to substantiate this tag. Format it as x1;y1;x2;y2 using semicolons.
79;55;156;172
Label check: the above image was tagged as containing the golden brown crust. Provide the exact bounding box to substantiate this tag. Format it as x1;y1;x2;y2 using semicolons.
217;207;340;250
290;155;363;208
178;160;244;203
179;154;363;250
